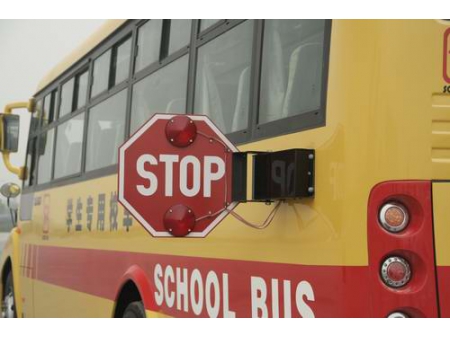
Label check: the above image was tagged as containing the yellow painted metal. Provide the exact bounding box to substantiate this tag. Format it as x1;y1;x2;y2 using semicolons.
3;100;35;115
2;19;450;317
146;310;172;318
433;182;450;266
32;280;114;317
0;98;36;180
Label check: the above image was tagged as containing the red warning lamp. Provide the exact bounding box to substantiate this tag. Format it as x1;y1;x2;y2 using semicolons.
380;256;412;288
165;115;197;147
163;204;196;237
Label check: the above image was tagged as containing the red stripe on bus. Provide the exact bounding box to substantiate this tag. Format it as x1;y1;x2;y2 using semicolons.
34;245;374;317
437;266;450;317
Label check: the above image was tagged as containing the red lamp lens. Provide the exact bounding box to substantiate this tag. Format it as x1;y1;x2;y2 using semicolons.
163;204;196;237
387;261;407;282
380;256;411;288
165;115;197;148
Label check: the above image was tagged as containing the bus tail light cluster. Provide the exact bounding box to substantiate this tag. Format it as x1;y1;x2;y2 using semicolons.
387;312;409;318
379;202;409;233
368;181;438;318
380;256;411;288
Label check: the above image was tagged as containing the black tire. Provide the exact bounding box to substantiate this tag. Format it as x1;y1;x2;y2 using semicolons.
2;272;16;318
123;301;146;318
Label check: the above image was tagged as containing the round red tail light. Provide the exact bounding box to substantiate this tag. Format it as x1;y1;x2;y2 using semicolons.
379;202;409;233
381;256;411;288
388;311;409;318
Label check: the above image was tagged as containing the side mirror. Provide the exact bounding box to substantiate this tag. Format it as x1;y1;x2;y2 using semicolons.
0;98;35;180
0;183;21;200
0;113;20;153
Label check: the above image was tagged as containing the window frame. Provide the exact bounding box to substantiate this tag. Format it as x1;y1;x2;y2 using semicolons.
90;49;113;99
252;19;332;140
53;111;86;182
57;76;75;119
24;19;331;193
133;19;165;76
166;19;192;57
35;127;56;185
191;19;255;138
84;88;128;173
110;34;133;87
44;89;58;126
73;67;90;112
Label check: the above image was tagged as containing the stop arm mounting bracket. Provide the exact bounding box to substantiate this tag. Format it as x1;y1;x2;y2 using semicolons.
231;148;315;203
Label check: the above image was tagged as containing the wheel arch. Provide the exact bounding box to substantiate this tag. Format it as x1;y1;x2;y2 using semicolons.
112;265;156;318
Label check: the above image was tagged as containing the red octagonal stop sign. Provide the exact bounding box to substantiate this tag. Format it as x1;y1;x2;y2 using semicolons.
118;114;238;238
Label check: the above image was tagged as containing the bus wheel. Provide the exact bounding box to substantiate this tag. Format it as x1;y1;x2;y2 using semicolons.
123;301;146;318
2;272;16;318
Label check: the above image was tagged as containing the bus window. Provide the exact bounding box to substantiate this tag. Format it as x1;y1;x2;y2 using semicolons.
37;128;55;184
258;19;326;124
135;20;163;72
168;20;191;55
59;78;75;118
85;90;127;172
30;99;43;133
130;55;188;134
113;37;132;86
194;20;253;134
200;19;221;31
74;69;89;110
91;50;111;98
42;90;57;127
24;137;38;187
54;113;85;179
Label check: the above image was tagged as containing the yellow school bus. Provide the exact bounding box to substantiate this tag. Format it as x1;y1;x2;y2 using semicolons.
1;19;450;318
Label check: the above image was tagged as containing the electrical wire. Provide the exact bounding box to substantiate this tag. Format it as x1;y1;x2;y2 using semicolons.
195;128;282;230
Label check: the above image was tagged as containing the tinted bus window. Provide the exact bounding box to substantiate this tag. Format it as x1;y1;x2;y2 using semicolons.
259;19;326;124
37;128;55;184
135;20;163;72
31;100;43;133
131;55;188;133
168;20;191;55
43;94;51;127
54;113;85;179
113;37;132;86
60;78;74;118
42;90;57;127
194;20;253;134
75;70;89;110
86;90;127;171
91;50;111;98
25;137;38;187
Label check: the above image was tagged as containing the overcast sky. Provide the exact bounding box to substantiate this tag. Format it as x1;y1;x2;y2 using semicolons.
0;20;105;200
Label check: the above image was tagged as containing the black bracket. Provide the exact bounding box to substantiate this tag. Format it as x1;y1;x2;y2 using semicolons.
232;149;315;203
